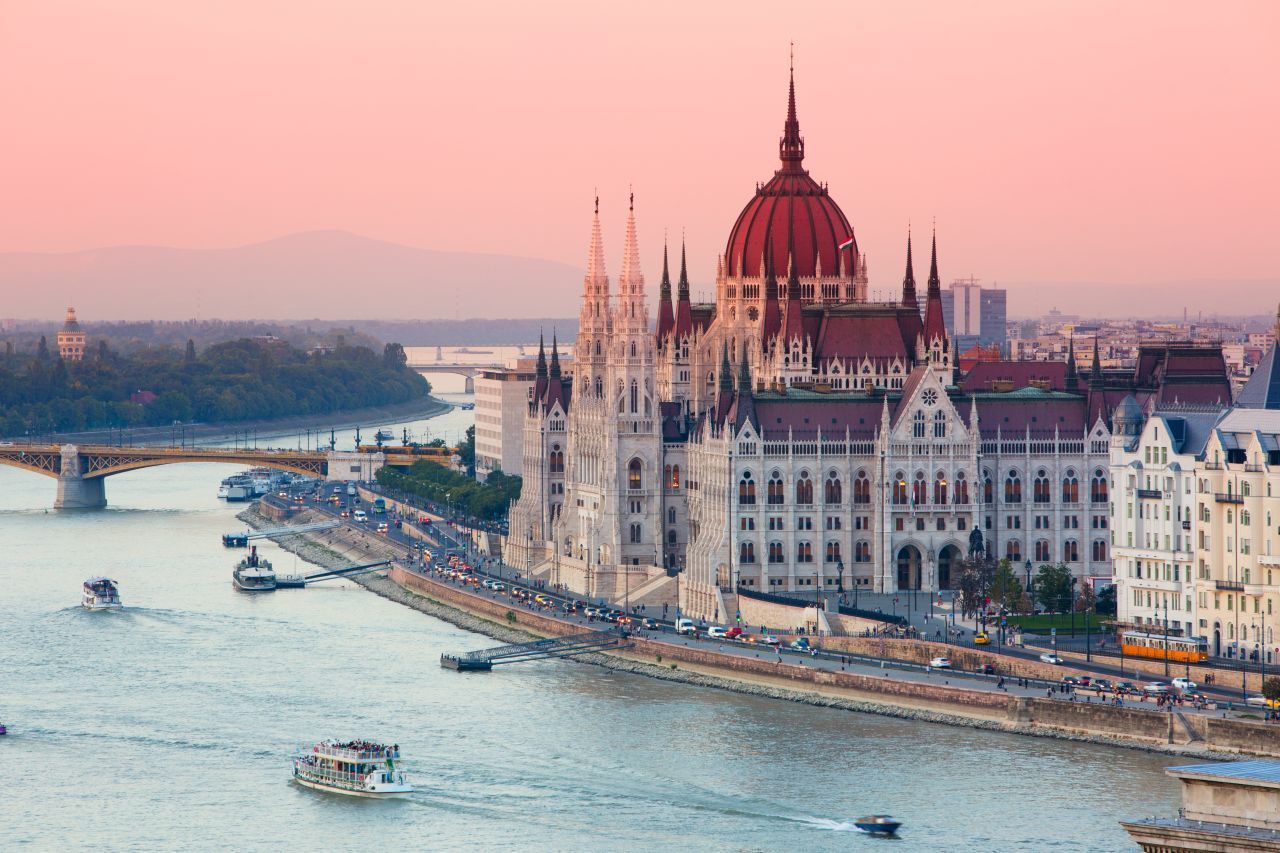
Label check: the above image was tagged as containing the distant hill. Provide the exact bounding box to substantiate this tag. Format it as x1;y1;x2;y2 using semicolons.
0;231;585;321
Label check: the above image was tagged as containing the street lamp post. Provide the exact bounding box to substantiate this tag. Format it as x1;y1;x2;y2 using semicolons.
1163;598;1171;678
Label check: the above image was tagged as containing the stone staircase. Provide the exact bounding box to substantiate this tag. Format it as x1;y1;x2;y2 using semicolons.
611;572;678;608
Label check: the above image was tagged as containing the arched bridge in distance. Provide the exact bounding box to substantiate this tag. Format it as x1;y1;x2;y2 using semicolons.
0;444;381;508
407;360;505;394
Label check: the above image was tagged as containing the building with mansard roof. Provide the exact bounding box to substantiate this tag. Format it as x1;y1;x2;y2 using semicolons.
506;67;1233;624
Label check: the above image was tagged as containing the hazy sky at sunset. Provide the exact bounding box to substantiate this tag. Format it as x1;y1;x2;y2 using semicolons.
1;1;1277;314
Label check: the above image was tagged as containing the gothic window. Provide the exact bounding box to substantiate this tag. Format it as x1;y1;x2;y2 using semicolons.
768;541;784;563
1062;469;1079;503
1092;539;1108;562
768;472;785;505
855;541;871;563
740;541;756;563
824;472;842;504
629;523;641;543
797;541;813;563
630;380;638;414
796;472;814;505
922;388;938;406
664;465;671;488
1006;539;1022;562
913;472;928;506
1091;469;1108;503
549;445;564;473
1034;539;1051;562
913;410;926;438
670;465;680;489
628;458;642;491
595;340;601;356
1063;539;1079;562
667;529;677;546
630;341;637;358
983;470;994;504
825;541;842;563
892;472;908;505
1005;471;1022;504
853;471;871;504
668;507;676;525
955;471;969;504
1034;469;1051;504
594;377;603;397
739;472;756;505
933;410;946;438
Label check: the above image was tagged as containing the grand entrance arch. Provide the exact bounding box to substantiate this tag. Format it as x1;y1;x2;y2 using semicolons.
896;545;922;591
937;544;962;590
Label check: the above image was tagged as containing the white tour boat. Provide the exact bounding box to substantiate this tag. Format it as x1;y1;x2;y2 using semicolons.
232;547;276;592
292;741;412;798
82;577;122;611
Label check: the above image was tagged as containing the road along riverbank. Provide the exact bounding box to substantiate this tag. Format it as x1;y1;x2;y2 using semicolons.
237;504;1278;760
24;394;452;447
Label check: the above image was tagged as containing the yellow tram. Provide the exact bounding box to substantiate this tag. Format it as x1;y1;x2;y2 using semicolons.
1120;631;1209;663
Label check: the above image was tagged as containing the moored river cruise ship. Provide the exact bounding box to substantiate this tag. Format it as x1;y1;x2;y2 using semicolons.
292;740;412;798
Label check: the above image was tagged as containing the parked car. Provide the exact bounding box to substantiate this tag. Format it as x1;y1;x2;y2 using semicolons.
930;657;952;669
1039;653;1063;665
1172;677;1198;692
706;626;728;639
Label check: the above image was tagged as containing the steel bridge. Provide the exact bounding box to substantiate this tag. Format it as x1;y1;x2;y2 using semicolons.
440;630;632;671
0;443;370;509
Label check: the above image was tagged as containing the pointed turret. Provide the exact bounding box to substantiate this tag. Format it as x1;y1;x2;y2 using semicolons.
719;342;733;391
1065;334;1078;390
901;231;918;309
674;237;694;339
737;344;753;395
1090;336;1104;385
533;332;548;408
760;239;782;345
733;342;757;430
617;190;647;334
783;205;805;343
656;239;675;342
549;331;561;380
922;229;947;343
779;48;805;171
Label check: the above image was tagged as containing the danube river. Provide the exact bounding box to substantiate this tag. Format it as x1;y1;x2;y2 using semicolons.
0;398;1179;851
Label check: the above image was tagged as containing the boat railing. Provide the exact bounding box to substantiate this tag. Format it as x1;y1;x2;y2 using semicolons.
295;762;406;786
306;745;399;761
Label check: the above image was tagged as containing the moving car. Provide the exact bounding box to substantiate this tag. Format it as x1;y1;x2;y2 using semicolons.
675;618;696;635
929;657;952;669
724;627;744;640
1142;681;1169;695
1062;676;1092;687
706;626;728;639
973;632;990;645
641;618;658;630
1039;653;1063;665
1171;677;1198;692
790;637;811;651
1091;679;1115;692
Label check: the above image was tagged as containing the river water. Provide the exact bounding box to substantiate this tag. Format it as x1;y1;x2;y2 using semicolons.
0;395;1179;851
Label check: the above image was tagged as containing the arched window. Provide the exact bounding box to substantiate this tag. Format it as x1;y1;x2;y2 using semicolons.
629;523;641;543
595;340;601;356
1062;469;1079;503
664;465;671;488
1006;539;1022;562
1035;539;1052;562
629;380;638;414
954;471;969;504
630;341;637;358
797;541;813;563
824;472;842;504
739;472;756;505
892;473;908;505
628;458;642;491
796;472;814;505
1091;469;1108;503
767;473;785;505
768;541;784;563
1005;471;1022;504
667;529;676;546
1033;469;1051;504
933;409;947;438
934;471;948;505
549;444;564;473
913;410;926;438
855;541;871;563
669;465;681;489
913;471;928;506
594;377;603;397
1092;539;1108;561
825;541;842;563
740;541;755;563
668;507;676;525
983;470;994;504
1063;539;1079;562
853;471;871;504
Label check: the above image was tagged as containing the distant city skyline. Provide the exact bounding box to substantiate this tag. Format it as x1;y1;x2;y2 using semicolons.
1;1;1276;319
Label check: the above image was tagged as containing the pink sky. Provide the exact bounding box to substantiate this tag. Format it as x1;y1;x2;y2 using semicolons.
1;1;1277;313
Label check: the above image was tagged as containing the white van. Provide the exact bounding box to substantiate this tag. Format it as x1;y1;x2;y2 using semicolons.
676;618;696;635
352;509;368;523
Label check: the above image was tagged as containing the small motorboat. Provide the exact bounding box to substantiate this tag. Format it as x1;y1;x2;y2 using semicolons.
0;722;7;735
82;577;123;611
854;815;901;835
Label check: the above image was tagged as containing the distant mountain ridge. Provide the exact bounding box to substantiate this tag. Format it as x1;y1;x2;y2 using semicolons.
0;230;585;321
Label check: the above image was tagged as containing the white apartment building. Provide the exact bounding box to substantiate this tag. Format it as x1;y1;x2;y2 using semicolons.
474;355;564;480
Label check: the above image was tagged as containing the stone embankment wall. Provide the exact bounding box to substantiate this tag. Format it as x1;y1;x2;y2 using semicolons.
1056;646;1266;694
813;635;1080;682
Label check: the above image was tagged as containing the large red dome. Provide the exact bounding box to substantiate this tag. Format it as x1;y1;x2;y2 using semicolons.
724;71;857;280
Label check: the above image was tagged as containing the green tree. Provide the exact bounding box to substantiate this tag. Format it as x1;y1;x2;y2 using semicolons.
185;339;197;363
36;335;50;362
1263;676;1280;703
1033;563;1074;613
955;556;996;618
990;559;1024;611
382;342;407;369
1095;584;1117;617
457;425;476;474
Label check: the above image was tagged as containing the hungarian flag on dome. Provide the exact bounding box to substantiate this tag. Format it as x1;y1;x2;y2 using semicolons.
838;236;855;251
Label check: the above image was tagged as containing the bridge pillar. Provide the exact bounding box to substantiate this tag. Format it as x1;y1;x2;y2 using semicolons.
464;374;475;394
54;445;106;509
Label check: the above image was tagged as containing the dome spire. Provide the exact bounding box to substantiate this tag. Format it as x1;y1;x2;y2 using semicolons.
901;228;918;309
779;43;805;170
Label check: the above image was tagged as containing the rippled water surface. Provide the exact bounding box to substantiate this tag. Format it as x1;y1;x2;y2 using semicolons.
0;404;1178;851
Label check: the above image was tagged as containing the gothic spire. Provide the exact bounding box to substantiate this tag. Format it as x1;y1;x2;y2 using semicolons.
738;343;752;394
674;234;693;339
922;228;947;343
719;341;733;391
784;202;805;342
535;331;547;379
761;238;782;344
656;237;675;341
901;230;918;309
549;331;561;379
1090;335;1103;384
779;44;805;169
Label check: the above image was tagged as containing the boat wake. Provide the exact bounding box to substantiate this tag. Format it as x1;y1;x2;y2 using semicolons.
787;816;864;832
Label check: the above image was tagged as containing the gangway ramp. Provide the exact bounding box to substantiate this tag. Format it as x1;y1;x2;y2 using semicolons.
222;520;340;547
441;630;632;671
277;559;392;587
